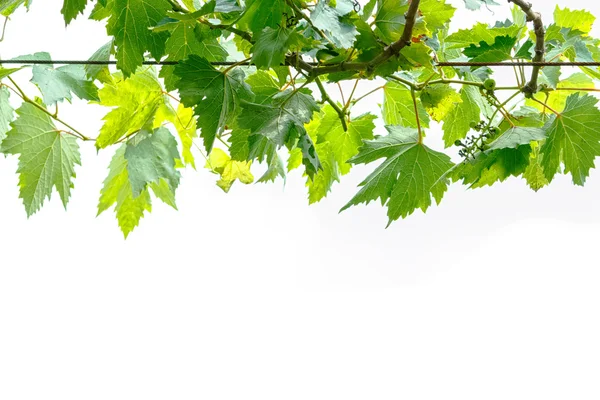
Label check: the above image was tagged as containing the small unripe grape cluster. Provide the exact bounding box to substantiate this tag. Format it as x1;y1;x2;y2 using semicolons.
455;120;499;159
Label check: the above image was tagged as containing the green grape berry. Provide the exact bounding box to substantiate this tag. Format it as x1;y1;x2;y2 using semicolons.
483;79;496;91
454;140;463;147
469;121;478;129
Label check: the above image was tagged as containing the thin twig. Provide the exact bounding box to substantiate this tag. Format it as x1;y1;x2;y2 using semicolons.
530;97;561;116
315;77;348;131
351;86;384;106
0;17;8;42
344;79;360;111
410;89;423;143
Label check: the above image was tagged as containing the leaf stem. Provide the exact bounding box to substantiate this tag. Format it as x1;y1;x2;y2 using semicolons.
410;89;423;144
388;75;418;90
337;82;346;106
162;90;181;103
216;135;231;149
0;17;8;42
201;19;254;43
485;90;521;131
280;78;312;107
530;96;561;116
343;79;360;111
423;79;483;89
545;87;600;92
350;86;384;106
222;57;252;74
4;78;92;141
315;77;348;131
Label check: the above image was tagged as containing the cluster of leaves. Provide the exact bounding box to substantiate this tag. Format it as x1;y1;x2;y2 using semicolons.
0;0;600;237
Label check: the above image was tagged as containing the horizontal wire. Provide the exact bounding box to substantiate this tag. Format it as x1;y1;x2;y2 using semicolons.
0;59;251;66
1;60;600;67
437;61;600;67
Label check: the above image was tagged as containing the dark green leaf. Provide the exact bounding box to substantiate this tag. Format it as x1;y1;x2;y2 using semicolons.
61;0;88;24
342;126;454;224
541;94;600;186
174;55;252;153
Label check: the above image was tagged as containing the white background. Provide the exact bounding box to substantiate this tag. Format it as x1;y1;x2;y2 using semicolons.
1;1;600;399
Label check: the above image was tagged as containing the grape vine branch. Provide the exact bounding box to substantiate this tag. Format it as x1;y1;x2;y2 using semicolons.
0;0;600;237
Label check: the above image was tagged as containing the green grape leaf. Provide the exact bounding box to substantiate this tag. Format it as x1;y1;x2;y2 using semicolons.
303;116;339;203
463;35;517;63
205;148;254;192
214;0;242;13
523;144;549;192
420;85;462;121
446;23;520;49
1;101;81;216
0;67;22;80
288;112;340;203
374;0;427;44
442;85;481;147
229;71;286;183
238;0;287;35
453;146;531;188
420;0;455;33
540;94;600;186
98;145;152;238
89;0;112;21
106;0;171;76
256;148;285;183
230;130;287;183
463;0;499;10
361;0;377;21
237;89;321;178
161;21;227;90
515;39;534;59
0;87;14;144
554;6;595;34
124;127;181;197
96;68;167;148
540;65;561;89
383;81;430;128
252;26;292;69
85;40;113;82
311;0;358;49
486;127;547;151
165;22;227;62
174;55;251;153
317;105;376;175
342;126;454;224
31;64;99;106
307;141;339;204
61;0;88;24
0;0;32;16
401;42;433;69
244;70;280;103
526;73;593;113
155;103;198;169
